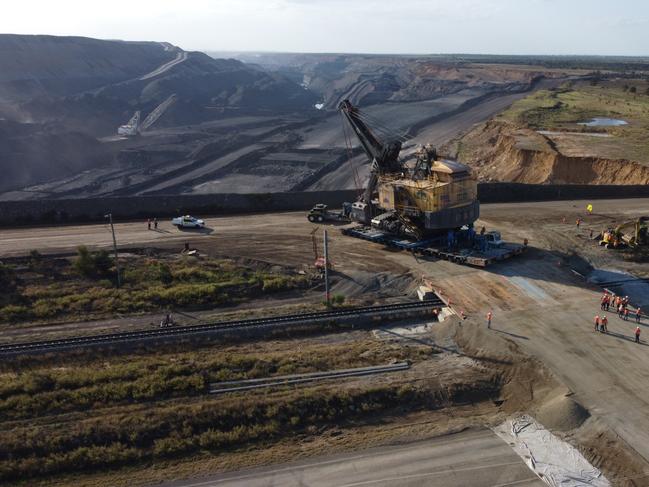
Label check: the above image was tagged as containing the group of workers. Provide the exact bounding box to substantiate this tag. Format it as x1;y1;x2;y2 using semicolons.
595;292;642;343
147;218;159;230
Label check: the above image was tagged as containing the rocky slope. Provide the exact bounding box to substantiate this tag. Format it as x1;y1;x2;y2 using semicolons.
0;35;319;192
222;53;571;109
443;120;649;185
22;51;318;136
0;35;173;102
0;120;110;193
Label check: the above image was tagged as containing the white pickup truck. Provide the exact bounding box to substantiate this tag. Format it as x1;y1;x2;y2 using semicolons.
172;215;205;229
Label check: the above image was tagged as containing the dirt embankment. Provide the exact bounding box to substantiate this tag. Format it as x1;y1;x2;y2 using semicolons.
444;120;649;185
452;318;649;486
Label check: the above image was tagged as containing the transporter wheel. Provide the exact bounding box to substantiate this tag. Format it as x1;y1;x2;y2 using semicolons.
308;215;316;222
317;215;324;223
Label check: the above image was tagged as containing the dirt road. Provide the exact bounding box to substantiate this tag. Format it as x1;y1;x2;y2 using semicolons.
0;198;646;260
160;429;543;487
139;51;188;80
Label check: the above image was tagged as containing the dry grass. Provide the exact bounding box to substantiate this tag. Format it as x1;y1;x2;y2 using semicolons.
0;252;311;324
0;334;449;485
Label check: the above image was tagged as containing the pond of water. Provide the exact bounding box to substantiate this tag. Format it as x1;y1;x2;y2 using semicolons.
578;117;628;127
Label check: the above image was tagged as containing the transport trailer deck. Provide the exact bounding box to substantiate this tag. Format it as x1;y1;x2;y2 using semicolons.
342;226;527;267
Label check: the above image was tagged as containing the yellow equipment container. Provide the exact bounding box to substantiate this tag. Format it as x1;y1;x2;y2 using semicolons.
376;156;479;232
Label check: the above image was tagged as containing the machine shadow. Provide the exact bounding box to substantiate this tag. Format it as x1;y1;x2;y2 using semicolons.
176;226;215;235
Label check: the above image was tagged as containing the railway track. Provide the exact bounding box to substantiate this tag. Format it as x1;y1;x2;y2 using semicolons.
0;299;444;357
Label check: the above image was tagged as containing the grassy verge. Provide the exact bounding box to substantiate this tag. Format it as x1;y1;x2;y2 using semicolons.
0;337;456;484
0;340;428;421
0;384;434;483
0;250;311;324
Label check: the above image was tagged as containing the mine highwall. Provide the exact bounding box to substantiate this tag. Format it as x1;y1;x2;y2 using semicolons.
1;184;649;226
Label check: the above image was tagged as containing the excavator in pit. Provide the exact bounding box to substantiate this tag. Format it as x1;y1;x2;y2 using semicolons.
338;99;480;240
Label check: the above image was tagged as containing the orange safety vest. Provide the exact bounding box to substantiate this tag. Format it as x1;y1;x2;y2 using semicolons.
601;317;608;325
636;327;641;335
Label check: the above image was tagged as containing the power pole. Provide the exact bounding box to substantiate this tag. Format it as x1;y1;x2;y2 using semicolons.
105;213;121;288
323;229;330;306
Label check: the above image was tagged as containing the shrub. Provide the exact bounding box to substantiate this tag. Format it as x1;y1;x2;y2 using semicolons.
97;279;113;289
262;275;307;292
93;250;113;275
0;304;30;322
158;264;173;284
153;435;193;458
74;246;94;276
73;246;113;277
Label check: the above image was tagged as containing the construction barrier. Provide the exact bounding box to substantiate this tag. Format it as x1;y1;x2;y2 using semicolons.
2;183;649;226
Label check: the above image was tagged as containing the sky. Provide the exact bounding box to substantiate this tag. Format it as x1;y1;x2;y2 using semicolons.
2;0;649;56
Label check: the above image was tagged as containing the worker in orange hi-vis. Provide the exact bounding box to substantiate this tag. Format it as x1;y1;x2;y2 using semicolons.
486;311;492;329
600;293;608;310
594;315;600;332
635;326;641;343
600;315;608;333
600;316;608;333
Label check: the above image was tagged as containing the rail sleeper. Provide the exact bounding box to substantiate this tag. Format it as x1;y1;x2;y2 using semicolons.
0;301;444;356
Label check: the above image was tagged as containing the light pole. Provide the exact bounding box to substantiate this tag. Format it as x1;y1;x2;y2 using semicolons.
104;213;121;288
324;229;330;307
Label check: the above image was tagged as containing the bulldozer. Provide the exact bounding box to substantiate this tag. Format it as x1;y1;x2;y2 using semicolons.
600;217;649;249
338;99;479;239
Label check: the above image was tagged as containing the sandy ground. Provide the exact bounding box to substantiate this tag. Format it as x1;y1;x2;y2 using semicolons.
4;199;649;484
